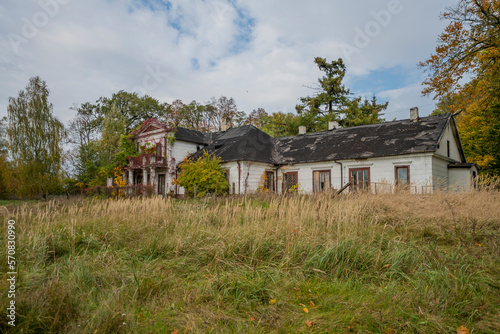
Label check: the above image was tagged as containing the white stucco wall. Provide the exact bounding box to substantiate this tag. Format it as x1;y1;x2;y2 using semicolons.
449;166;478;191
275;154;436;194
221;161;275;194
432;156;450;190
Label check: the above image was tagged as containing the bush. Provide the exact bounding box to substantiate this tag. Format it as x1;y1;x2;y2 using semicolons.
175;151;229;197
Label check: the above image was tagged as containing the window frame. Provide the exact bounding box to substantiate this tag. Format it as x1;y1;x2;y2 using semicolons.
312;170;331;192
349;167;370;191
394;165;410;188
264;171;275;192
283;172;298;192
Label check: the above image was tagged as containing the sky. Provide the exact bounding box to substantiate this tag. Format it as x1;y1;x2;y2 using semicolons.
0;0;457;126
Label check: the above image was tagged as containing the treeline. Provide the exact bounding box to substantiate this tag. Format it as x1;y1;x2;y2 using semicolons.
0;56;389;199
420;0;500;175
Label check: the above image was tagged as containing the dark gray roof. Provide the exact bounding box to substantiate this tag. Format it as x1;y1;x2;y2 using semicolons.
175;127;209;145
182;114;455;165
275;114;452;164
189;125;275;164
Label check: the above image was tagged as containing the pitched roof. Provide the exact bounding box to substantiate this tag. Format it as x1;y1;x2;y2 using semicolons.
274;114;452;164
148;114;455;165
189;125;275;164
175;127;209;145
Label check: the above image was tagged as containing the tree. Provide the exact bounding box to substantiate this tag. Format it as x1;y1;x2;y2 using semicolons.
244;108;269;128
419;0;500;99
175;152;229;197
67;103;102;185
210;96;240;130
260;112;300;137
296;57;350;117
7;76;66;198
420;0;500;174
97;90;167;132
342;96;388;128
0;117;10;198
296;57;386;131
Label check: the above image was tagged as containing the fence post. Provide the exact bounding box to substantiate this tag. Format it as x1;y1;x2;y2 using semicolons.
194;184;197;199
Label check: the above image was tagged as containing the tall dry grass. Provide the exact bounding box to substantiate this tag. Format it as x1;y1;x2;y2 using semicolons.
1;190;499;333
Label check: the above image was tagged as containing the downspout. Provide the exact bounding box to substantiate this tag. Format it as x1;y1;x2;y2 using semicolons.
334;160;343;188
237;161;241;195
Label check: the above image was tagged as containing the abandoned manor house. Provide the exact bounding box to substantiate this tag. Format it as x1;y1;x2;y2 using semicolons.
122;108;478;196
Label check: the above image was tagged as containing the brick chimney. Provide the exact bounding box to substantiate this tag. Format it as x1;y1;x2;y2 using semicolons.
410;107;419;121
328;121;339;130
298;125;306;135
221;117;230;131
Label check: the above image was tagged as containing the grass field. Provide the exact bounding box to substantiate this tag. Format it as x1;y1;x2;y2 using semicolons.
0;191;499;333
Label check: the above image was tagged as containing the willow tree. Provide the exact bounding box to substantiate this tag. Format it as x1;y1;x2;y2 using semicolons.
7;76;66;198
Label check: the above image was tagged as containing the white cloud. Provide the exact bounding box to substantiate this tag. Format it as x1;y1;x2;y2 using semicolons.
0;0;456;125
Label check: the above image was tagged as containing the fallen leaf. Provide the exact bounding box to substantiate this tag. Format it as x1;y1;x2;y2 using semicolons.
293;229;297;233
250;317;256;321
172;330;179;334
305;320;313;327
293;287;299;291
475;241;482;247
383;264;391;268
385;328;394;334
303;307;309;313
309;301;316;307
269;298;277;305
457;326;470;334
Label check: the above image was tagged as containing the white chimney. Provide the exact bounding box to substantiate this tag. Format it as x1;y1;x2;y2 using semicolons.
410;107;419;121
328;121;339;130
298;125;306;135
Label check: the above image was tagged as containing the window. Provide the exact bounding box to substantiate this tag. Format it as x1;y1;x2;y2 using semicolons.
349;168;370;191
264;171;275;192
156;143;162;156
313;170;331;192
224;169;230;183
395;166;410;187
283;172;298;192
158;174;165;194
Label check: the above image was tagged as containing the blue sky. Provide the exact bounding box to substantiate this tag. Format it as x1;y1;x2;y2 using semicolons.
0;0;457;124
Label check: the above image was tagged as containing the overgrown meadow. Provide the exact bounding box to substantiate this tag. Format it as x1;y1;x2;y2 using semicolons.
0;191;499;333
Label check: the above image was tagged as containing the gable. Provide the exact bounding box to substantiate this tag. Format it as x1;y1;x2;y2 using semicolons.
132;118;170;138
435;117;466;162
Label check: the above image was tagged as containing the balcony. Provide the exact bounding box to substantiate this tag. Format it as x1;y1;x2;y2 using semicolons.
127;153;168;169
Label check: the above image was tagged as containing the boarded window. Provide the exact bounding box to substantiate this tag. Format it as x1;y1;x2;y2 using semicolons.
283;172;298;192
264;171;275;191
313;170;331;192
349;168;370;191
395;166;410;187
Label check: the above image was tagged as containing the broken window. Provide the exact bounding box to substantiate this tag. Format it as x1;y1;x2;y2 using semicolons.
313;170;331;192
349;168;370;191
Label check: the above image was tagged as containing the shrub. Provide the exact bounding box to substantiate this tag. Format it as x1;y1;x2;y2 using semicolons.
175;151;229;197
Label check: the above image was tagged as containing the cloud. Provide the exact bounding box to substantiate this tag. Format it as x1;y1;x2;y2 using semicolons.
0;0;456;125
